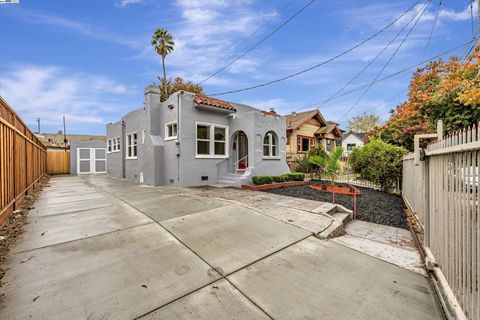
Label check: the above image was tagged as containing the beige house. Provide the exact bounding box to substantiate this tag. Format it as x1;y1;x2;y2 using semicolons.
285;110;342;166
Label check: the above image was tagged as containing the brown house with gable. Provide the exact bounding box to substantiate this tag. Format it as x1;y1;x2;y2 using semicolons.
285;110;343;166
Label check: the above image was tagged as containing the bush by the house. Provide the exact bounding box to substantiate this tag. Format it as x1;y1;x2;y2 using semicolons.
252;176;274;185
252;173;305;185
273;175;287;183
289;173;305;181
349;139;407;190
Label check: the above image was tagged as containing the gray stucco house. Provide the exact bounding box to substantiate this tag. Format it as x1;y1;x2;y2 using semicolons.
106;86;290;187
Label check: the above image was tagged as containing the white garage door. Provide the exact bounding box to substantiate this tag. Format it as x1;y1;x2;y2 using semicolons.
77;148;107;174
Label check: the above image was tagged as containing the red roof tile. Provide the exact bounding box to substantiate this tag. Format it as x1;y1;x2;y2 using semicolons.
194;95;236;112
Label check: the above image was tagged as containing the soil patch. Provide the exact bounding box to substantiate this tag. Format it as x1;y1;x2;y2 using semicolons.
0;175;50;291
265;180;408;229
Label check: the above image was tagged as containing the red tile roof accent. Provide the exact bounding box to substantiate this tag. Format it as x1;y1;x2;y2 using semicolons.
194;95;236;112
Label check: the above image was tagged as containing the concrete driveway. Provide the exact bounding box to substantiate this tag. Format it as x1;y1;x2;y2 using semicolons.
0;175;441;319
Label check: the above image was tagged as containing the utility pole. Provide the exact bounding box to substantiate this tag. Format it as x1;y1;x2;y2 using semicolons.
37;117;40;134
63;116;67;152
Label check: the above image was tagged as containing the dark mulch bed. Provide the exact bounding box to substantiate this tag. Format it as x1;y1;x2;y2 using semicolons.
265;180;408;229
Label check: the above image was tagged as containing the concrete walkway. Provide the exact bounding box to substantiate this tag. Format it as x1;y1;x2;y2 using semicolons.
0;175;441;319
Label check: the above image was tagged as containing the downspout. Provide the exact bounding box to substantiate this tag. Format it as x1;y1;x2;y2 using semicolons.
177;92;181;181
121;120;126;179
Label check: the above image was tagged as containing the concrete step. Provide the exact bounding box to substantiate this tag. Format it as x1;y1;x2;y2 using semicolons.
332;212;352;228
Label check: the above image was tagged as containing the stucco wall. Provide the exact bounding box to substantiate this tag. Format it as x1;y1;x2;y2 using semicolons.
70;140;107;175
107;87;291;186
106;122;123;178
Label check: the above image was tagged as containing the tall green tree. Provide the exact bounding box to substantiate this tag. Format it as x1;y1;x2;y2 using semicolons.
347;113;381;133
151;28;175;99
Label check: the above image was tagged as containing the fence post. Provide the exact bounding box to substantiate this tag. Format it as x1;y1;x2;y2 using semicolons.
424;157;430;247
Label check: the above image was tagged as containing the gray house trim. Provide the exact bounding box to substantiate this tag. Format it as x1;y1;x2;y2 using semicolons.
106;86;290;187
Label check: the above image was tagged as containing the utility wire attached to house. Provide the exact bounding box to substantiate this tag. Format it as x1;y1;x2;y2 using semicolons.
207;0;423;96
294;0;425;113
197;0;317;85
335;0;432;123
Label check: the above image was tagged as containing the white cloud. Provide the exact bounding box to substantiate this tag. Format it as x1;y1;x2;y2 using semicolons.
12;9;141;49
0;65;137;133
116;0;143;7
154;0;277;83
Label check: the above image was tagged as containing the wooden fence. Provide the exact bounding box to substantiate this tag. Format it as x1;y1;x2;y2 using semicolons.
403;125;479;320
47;150;70;174
0;96;47;225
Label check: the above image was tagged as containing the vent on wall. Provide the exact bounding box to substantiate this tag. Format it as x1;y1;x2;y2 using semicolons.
201;176;208;181
169;179;174;184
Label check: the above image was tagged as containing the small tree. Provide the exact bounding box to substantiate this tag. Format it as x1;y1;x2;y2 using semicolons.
309;146;344;185
349;139;407;190
347;113;381;133
159;77;204;102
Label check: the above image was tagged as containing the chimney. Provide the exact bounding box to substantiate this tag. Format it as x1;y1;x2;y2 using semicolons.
269;107;276;114
292;111;296;115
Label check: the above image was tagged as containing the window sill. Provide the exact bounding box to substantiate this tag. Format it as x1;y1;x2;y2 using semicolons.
164;136;178;141
126;157;138;160
195;155;229;159
107;150;120;154
263;156;281;160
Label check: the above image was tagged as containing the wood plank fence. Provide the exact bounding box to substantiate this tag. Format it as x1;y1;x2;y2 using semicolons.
403;124;480;320
0;96;47;225
47;150;70;174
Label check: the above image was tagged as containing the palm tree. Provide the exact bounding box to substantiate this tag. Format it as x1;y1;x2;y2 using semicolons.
151;28;175;98
309;146;344;185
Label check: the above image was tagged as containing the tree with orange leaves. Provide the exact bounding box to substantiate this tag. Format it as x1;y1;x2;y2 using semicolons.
373;47;480;151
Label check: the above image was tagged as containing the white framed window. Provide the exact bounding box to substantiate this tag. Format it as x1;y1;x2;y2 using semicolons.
107;137;121;153
165;122;178;140
195;122;228;158
126;132;138;159
142;129;146;144
263;131;278;158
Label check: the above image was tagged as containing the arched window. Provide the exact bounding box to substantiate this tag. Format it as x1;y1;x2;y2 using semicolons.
263;131;278;157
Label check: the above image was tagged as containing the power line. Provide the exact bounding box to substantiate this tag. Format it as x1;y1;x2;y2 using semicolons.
207;0;423;96
294;38;474;113
423;0;442;59
212;0;298;68
198;0;317;85
335;0;432;123
307;0;423;112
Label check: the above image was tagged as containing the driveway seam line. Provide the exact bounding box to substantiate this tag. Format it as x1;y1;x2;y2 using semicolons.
12;222;155;255
29;204;112;218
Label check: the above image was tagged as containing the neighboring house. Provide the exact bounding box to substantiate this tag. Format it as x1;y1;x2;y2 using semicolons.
35;133;106;151
106;86;290;187
285;110;343;167
341;131;367;157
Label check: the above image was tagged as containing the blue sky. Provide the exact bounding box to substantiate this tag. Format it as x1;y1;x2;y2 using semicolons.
0;0;476;134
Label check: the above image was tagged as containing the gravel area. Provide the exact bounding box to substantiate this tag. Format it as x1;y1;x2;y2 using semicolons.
265;181;408;229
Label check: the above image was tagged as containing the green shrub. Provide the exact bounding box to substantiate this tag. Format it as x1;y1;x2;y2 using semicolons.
349;139;407;190
280;174;291;181
273;175;287;183
252;176;274;185
289;173;305;181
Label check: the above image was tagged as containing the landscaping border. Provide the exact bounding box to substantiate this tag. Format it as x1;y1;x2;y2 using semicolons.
242;180;309;191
